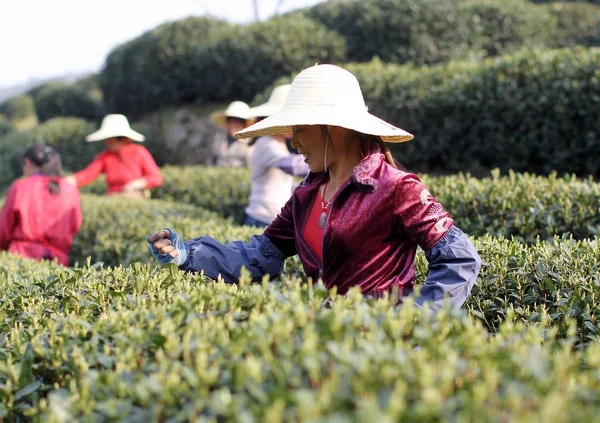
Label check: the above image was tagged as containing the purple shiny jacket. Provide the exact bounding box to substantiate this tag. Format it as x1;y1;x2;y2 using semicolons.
179;151;481;308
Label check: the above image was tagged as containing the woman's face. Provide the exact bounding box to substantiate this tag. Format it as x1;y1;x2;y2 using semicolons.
104;137;128;152
290;125;327;172
226;118;247;137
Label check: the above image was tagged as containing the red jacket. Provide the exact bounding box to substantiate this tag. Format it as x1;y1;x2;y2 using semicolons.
176;149;480;308
0;175;82;265
74;143;163;193
264;152;454;296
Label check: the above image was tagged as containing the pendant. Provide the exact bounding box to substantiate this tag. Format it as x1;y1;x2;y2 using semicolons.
318;212;327;229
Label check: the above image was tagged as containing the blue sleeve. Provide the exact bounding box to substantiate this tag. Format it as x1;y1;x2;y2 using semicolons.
179;233;286;283
276;155;310;176
413;225;481;310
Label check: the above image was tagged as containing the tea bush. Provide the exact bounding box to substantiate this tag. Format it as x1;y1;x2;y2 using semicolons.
0;95;36;121
34;84;103;123
135;166;600;241
68;194;600;344
0;117;101;192
251;47;600;176
349;47;600;176
0;253;599;421
100;15;345;117
304;0;556;64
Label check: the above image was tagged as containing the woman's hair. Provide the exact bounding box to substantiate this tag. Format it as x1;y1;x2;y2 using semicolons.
321;126;404;170
24;144;63;195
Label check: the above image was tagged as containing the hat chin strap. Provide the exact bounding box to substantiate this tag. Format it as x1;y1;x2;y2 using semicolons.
324;136;329;176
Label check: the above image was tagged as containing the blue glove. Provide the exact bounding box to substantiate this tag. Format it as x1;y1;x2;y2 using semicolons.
147;228;188;266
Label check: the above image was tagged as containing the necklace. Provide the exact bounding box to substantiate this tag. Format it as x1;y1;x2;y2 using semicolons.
318;180;330;229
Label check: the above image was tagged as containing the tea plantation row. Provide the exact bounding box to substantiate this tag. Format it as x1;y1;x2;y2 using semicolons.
1;253;599;422
85;166;600;242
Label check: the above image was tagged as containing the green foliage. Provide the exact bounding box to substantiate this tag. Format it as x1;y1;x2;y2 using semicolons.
459;0;556;57
304;0;556;64
531;0;600;4
133;166;600;241
72;195;259;267
35;84;103;123
100;17;231;117
343;47;600;176
192;15;346;102
27;80;70;103
100;15;345;117
0;118;100;192
153;166;251;223
69;193;600;346
0;114;14;137
546;1;600;47
0;250;599;420
0;95;36;120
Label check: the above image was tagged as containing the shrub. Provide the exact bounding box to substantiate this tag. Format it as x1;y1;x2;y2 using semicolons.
72;194;259;267
100;17;233;117
100;15;345;117
0;94;36;120
0;117;100;191
531;0;600;4
191;15;346;102
141;166;600;242
459;0;555;56
546;1;600;47
304;0;555;64
0;114;13;137
27;80;70;103
35;84;103;122
1;238;600;420
343;47;600;176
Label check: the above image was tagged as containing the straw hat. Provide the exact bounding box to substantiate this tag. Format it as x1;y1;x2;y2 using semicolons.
235;64;413;143
249;84;291;118
86;114;145;142
211;101;252;129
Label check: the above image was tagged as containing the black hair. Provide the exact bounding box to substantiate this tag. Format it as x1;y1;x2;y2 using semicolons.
24;144;63;195
320;126;404;170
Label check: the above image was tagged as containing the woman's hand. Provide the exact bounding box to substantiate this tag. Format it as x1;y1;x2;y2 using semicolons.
64;175;77;186
123;178;147;192
147;228;187;266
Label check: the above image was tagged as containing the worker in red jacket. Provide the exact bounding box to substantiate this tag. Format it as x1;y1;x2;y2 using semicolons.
0;145;82;266
65;114;163;199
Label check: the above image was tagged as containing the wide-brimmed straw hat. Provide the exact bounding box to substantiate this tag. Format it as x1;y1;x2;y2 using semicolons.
86;114;145;142
249;84;291;118
211;101;252;129
235;64;413;143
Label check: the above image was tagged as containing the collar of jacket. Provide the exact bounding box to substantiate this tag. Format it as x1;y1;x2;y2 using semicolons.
297;148;383;193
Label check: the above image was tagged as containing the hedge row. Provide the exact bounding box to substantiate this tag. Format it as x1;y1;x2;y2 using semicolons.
72;195;259;267
34;82;103;123
100;15;345;118
0;117;101;192
68;194;600;345
1;245;600;420
0;95;36;121
0;114;13;137
123;166;600;242
254;47;600;176
303;0;558;64
348;47;600;176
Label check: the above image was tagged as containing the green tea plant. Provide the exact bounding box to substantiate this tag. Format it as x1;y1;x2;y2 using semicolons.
124;166;600;241
0;254;599;421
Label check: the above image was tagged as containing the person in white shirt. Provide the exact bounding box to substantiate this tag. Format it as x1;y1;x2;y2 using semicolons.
245;85;309;227
209;101;254;167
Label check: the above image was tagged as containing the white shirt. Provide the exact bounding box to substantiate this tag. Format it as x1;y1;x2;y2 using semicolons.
245;136;295;224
